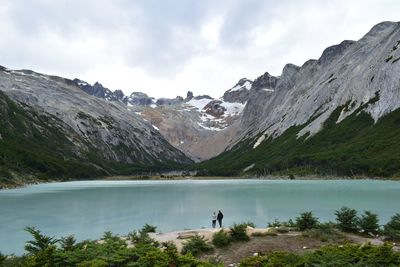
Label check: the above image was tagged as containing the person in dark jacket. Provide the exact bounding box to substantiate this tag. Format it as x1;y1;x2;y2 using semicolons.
217;210;224;227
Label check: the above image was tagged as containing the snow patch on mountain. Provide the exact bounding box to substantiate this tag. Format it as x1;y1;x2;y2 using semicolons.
229;80;252;92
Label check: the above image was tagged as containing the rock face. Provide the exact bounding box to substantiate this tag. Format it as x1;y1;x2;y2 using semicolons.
127;92;154;106
203;100;226;118
229;21;400;148
138;94;246;161
0;68;191;168
75;79;248;161
222;78;252;103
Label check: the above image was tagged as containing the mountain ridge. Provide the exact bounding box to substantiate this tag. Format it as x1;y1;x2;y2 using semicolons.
1;21;400;185
195;21;400;178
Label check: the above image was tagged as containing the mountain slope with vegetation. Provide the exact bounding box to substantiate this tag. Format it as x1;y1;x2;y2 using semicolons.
0;70;191;188
195;105;400;177
195;21;400;178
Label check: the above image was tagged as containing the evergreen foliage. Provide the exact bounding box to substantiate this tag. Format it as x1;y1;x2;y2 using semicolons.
181;234;214;256
229;223;250;241
295;211;319;231
240;243;400;266
195;105;400;178
384;213;400;241
212;230;232;247
335;206;359;232
359;211;380;235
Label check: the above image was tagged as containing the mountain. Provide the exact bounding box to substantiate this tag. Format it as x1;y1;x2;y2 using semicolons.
196;21;400;178
0;67;191;187
74;78;251;160
1;21;399;183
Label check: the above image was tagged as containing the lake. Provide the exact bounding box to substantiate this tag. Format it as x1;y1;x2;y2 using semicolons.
1;179;400;254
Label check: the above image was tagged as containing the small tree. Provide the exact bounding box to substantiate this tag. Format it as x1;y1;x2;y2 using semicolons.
359;211;380;235
60;235;76;251
230;223;250;241
295;212;319;231
212;230;232;247
384;213;400;241
141;223;157;233
181;235;213;256
335;207;359;232
24;226;58;254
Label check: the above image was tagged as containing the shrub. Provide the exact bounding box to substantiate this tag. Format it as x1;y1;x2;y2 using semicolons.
267;219;282;227
128;230;159;246
141;223;157;233
384;213;400;241
77;259;108;267
60;235;76;251
24;226;59;254
359;211;380;235
0;252;6;265
282;219;297;228
229;223;250;241
303;223;344;242
239;243;400;266
304;243;400;266
181;235;213;256
276;226;290;233
335;206;359;232
239;255;269;266
295;212;319;231
243;221;256;228
212;230;232;247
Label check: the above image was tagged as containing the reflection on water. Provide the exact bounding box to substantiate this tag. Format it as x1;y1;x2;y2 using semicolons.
1;179;400;254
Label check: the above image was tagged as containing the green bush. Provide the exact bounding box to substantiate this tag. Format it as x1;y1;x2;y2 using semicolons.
0;252;6;265
295;212;319;231
359;211;380;235
242;221;256;228
60;235;76;251
384;213;400;241
24;226;59;254
212;230;232;247
128;230;159;246
282;219;297;228
141;223;157;233
335;206;359;232
276;226;290;233
239;255;269;266
267;219;282;227
229;223;250;241
77;259;108;267
303;223;344;242
239;243;400;266
303;243;400;266
181;235;213;256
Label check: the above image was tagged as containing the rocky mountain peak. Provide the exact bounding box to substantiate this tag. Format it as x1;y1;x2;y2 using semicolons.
252;72;279;90
222;78;252;103
127;92;153;106
317;40;355;65
365;21;400;37
185;91;194;101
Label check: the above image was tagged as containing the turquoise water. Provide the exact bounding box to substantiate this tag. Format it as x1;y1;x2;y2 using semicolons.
1;179;400;254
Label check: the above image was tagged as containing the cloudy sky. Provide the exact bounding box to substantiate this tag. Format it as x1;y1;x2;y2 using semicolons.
0;0;399;98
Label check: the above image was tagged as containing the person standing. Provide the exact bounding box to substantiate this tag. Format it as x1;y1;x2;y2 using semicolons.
217;210;224;228
212;212;217;228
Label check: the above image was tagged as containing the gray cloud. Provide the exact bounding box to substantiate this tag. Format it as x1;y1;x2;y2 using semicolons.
0;0;400;98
